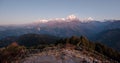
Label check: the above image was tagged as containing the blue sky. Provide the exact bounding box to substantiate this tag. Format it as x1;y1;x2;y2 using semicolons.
0;0;120;25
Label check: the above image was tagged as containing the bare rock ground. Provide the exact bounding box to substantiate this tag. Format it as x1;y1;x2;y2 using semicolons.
20;48;107;63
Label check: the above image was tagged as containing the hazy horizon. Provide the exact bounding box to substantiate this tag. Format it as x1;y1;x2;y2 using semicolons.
0;0;120;25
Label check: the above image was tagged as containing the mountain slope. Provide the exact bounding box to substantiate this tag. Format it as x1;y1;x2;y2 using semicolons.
95;29;120;51
0;20;120;39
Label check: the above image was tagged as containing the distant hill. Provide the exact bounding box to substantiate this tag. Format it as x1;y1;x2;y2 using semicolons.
95;29;120;51
0;36;18;47
17;34;59;47
0;34;59;48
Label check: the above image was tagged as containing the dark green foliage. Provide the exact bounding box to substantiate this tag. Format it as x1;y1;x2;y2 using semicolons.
69;36;79;45
0;42;26;63
95;42;120;62
95;43;104;53
88;41;95;52
80;36;89;47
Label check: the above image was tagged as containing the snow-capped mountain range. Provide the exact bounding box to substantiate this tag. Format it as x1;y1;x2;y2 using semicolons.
35;15;94;23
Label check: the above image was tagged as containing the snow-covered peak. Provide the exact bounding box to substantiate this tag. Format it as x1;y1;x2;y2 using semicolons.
87;17;94;21
66;15;78;20
81;17;94;23
38;19;48;23
50;18;65;21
